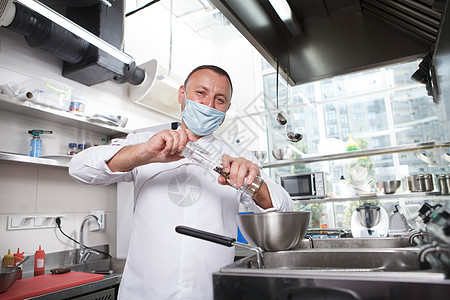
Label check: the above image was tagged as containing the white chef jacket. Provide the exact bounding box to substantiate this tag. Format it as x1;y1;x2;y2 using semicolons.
69;132;293;300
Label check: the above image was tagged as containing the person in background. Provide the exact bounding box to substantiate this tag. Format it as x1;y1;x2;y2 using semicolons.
69;65;293;299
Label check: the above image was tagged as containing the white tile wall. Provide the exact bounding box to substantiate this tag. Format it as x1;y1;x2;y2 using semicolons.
0;162;117;255
36;168;108;213
0;164;38;213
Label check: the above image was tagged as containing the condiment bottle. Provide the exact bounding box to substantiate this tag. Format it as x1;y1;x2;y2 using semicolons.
180;141;264;199
77;144;86;152
320;213;328;228
14;248;24;279
34;245;45;276
68;143;78;156
2;249;14;267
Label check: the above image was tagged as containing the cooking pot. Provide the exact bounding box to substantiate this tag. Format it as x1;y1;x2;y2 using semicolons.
438;174;450;195
0;256;28;293
407;174;434;192
175;211;311;268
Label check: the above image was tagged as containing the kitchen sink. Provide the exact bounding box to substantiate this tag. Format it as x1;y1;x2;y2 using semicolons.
20;245;125;279
295;237;412;249
233;248;424;272
46;244;124;275
224;246;442;276
234;237;414;259
66;257;125;275
215;247;450;300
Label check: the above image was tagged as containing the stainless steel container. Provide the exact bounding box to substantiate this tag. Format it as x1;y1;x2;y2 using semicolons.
407;174;434;192
438;174;450;195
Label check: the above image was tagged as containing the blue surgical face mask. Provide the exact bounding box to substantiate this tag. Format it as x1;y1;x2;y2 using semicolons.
181;98;226;136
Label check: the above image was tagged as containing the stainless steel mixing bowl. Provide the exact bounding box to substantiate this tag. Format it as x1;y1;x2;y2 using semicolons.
236;211;311;251
271;148;293;160
0;267;20;293
251;151;267;163
376;180;401;194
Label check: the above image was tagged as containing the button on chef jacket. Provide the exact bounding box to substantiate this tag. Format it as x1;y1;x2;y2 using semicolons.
69;131;293;300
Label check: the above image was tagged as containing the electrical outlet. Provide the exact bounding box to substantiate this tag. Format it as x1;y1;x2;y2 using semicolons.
7;215;65;230
90;210;105;231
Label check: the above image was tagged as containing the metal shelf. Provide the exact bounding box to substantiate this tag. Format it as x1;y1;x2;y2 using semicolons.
0;152;71;168
0;94;130;138
292;191;448;204
262;141;450;168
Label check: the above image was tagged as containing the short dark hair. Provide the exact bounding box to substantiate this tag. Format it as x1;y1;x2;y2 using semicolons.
184;65;233;97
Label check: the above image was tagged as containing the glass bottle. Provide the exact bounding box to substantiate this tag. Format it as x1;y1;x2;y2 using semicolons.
320;213;328;228
180;141;264;198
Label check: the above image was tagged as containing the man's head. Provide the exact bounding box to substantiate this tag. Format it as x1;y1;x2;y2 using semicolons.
183;65;233;98
178;65;233;137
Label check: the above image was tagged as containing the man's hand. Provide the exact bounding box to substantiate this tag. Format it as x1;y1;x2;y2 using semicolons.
142;128;196;163
107;128;195;172
219;154;260;188
218;154;273;209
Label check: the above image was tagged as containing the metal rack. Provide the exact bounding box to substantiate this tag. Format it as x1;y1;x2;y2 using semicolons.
0;94;130;138
262;141;450;168
292;191;448;204
0;93;131;168
0;151;71;168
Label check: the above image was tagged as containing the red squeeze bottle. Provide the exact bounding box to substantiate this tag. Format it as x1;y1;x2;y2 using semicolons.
14;248;24;279
34;245;45;276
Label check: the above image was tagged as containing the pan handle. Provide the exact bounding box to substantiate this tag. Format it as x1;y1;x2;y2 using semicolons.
175;225;236;247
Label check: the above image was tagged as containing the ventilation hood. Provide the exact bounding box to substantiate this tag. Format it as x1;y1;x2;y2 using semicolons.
210;0;446;85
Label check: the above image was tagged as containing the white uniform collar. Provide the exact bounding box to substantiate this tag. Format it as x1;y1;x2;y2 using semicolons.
197;133;215;146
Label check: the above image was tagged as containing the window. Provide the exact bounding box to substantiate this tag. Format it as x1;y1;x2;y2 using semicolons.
262;59;447;169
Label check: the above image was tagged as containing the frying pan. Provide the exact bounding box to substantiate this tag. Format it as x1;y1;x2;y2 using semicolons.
176;211;311;268
0;256;29;293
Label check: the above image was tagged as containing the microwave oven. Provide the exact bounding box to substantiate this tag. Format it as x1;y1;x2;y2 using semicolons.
280;172;326;200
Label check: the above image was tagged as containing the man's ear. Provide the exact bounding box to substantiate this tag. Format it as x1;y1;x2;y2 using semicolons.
178;85;185;104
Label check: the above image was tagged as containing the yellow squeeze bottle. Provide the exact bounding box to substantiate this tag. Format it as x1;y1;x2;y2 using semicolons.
2;249;15;267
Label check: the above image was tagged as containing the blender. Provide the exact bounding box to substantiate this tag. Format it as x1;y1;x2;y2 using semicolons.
351;203;389;237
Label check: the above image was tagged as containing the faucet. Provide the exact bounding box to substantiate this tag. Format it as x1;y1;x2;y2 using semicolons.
79;214;102;264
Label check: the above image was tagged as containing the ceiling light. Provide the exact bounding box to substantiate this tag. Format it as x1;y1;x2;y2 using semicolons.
268;0;291;21
15;0;134;65
268;0;301;36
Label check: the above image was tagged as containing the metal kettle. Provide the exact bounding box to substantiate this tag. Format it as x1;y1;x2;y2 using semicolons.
356;203;381;228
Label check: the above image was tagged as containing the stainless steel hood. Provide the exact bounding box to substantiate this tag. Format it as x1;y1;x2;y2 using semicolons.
210;0;446;85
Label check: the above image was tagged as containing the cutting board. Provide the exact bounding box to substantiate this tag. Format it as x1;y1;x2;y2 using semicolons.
1;271;104;300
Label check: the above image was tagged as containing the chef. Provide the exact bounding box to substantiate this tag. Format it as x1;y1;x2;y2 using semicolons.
69;65;293;299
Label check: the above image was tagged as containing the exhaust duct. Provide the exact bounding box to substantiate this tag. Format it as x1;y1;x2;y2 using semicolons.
0;0;145;86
